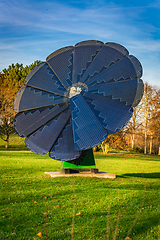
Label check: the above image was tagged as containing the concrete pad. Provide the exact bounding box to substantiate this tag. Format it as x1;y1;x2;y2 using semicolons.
45;171;116;179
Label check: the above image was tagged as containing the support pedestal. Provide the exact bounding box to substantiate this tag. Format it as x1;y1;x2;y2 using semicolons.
45;149;116;179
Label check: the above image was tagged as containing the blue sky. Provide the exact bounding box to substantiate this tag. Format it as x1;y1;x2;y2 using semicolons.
0;0;160;87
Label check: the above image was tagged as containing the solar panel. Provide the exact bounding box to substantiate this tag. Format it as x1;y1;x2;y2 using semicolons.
14;40;144;162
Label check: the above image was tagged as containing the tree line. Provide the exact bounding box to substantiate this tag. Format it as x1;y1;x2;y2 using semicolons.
0;62;160;154
100;83;160;155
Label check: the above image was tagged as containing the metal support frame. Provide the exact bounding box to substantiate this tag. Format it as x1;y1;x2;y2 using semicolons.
60;148;98;174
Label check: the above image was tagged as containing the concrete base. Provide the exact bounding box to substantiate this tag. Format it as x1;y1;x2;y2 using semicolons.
45;171;116;179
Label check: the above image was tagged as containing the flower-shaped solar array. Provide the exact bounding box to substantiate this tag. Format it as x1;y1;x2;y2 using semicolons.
14;40;144;161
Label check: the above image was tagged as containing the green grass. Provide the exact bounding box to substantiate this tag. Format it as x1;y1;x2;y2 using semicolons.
0;135;160;239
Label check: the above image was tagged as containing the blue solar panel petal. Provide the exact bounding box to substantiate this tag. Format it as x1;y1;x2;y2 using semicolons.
49;118;81;161
14;104;69;137
14;86;69;112
88;79;139;106
82;91;133;134
25;62;66;96
85;55;142;86
80;42;129;83
25;108;71;155
132;79;144;107
106;42;129;55
70;94;108;150
72;40;103;84
46;46;73;89
129;55;143;78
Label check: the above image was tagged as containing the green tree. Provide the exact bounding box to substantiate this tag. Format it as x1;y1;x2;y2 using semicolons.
0;61;41;148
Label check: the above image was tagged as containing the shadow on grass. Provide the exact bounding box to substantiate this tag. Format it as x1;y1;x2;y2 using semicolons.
118;172;160;179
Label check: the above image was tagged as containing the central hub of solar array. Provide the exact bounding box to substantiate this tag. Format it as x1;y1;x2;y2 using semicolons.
66;82;88;98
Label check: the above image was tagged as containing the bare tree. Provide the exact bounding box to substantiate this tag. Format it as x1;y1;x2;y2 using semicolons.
148;87;160;154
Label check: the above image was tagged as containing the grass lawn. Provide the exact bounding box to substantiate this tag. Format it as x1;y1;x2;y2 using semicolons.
0;134;160;239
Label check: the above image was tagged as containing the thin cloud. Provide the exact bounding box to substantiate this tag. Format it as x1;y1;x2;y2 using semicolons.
127;40;160;53
0;0;152;38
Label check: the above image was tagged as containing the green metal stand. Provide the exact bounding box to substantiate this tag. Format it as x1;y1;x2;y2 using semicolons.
61;149;98;174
